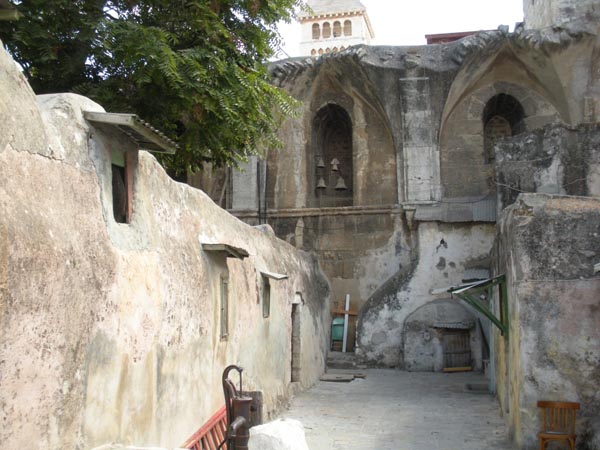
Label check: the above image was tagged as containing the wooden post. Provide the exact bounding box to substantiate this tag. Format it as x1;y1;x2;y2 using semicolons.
342;294;350;353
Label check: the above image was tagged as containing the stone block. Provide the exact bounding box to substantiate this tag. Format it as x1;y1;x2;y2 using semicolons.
249;419;310;450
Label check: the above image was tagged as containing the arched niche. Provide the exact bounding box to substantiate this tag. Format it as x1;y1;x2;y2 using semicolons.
403;299;482;372
439;82;561;198
310;103;353;207
483;94;525;163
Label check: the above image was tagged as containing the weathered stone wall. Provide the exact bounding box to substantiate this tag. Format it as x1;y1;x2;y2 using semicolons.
193;1;600;383
496;123;600;209
494;194;600;449
356;221;495;368
0;45;330;450
524;0;599;30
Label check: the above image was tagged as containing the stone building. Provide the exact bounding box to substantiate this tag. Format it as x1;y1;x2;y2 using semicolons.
298;0;374;57
219;0;600;447
0;40;331;449
1;0;599;448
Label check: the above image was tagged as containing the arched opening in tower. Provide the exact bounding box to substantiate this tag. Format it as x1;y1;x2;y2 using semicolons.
312;104;353;207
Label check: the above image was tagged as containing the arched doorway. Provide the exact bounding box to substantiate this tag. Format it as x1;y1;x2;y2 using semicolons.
403;299;482;372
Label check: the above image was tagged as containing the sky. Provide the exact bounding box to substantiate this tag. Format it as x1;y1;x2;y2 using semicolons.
277;0;525;58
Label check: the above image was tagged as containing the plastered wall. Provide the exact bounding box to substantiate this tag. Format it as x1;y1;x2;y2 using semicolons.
0;44;330;450
494;194;600;449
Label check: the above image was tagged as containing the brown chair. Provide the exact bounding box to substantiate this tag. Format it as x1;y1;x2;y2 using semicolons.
537;400;580;450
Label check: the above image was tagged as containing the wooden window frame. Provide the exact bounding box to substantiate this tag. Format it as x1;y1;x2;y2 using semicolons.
220;276;229;339
262;276;271;318
111;149;134;224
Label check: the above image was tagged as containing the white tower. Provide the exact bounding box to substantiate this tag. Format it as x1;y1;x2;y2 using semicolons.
299;0;375;57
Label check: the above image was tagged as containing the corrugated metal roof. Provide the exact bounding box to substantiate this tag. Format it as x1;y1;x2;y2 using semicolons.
300;0;366;18
201;243;249;259
260;270;288;280
413;196;496;223
83;111;178;154
472;197;497;222
463;268;490;282
0;0;20;20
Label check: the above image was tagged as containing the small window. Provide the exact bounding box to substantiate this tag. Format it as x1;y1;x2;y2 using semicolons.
312;23;320;39
311;49;316;56
220;276;229;339
333;47;338;53
333;21;341;37
262;276;271;318
322;22;331;38
318;48;323;56
325;47;331;54
344;20;352;36
111;149;132;223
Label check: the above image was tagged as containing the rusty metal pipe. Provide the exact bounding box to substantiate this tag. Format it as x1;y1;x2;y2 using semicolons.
230;397;252;449
219;365;253;450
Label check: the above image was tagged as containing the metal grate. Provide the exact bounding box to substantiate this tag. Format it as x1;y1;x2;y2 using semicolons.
442;330;471;369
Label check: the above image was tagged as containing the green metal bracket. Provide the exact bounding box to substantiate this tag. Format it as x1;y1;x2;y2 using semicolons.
450;275;508;339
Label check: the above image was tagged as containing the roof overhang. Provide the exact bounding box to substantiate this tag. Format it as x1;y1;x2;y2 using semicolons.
83;112;178;154
260;270;288;281
201;243;249;260
0;0;20;20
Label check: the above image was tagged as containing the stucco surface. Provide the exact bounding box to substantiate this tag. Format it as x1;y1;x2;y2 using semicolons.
495;194;600;449
0;45;330;449
357;222;495;367
496;123;600;209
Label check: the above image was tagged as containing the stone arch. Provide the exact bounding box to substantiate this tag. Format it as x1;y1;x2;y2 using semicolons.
439;81;561;198
402;299;481;372
440;45;570;132
322;22;331;38
310;103;353;207
301;60;398;208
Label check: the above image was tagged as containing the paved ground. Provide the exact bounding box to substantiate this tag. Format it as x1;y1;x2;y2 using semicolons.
282;369;515;450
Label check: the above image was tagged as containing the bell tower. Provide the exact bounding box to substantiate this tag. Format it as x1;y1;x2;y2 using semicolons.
299;0;375;57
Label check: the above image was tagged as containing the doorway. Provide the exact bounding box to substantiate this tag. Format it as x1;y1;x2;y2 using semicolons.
442;329;472;370
291;303;301;382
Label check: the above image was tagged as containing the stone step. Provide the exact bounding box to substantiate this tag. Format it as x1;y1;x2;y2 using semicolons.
326;351;366;369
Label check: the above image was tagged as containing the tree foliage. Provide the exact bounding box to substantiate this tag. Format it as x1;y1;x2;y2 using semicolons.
0;0;303;174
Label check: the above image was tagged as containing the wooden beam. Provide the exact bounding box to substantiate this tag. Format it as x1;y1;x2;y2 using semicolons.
443;366;472;373
331;308;358;316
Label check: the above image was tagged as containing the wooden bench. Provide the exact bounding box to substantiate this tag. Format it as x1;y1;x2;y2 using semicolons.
182;405;228;450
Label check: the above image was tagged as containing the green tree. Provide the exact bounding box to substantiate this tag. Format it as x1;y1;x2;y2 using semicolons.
0;0;303;175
